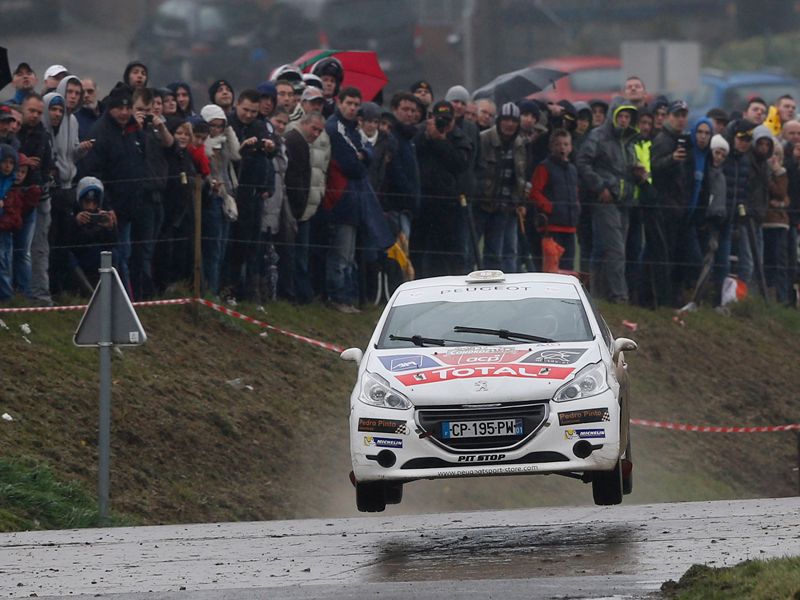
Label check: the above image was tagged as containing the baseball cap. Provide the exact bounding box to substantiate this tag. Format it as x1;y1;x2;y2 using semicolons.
0;106;15;121
733;119;755;138
14;62;34;75
431;100;454;120
301;87;324;102
411;80;433;96
44;64;68;80
669;100;689;115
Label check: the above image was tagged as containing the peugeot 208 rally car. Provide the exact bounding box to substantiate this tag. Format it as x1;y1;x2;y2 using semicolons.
341;271;637;512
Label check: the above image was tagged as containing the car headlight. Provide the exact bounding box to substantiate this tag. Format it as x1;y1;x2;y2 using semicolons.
359;372;413;410
553;361;609;402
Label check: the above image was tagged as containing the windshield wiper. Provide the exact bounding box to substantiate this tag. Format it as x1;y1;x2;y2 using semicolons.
389;334;490;347
453;326;554;344
389;334;448;347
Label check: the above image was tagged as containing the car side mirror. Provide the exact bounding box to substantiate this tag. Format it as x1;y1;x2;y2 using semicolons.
340;347;363;365
613;338;637;363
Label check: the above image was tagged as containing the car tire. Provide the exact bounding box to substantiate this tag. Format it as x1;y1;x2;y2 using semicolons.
356;482;386;513
622;437;633;495
384;482;403;505
592;458;623;506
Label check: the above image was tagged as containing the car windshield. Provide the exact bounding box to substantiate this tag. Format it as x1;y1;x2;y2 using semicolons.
377;296;593;349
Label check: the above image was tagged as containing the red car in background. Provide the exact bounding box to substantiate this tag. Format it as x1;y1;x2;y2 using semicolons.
530;56;623;104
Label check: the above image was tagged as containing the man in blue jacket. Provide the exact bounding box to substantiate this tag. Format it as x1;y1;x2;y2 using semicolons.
316;86;392;314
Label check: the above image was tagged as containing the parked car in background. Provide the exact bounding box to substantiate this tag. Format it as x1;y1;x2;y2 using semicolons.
685;69;800;124
530;56;623;105
129;0;317;91
317;0;422;92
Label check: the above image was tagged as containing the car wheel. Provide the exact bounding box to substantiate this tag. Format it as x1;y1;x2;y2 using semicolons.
592;458;623;506
622;437;633;495
384;482;403;505
356;481;386;513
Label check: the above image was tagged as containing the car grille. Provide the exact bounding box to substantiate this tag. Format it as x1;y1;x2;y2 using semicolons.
415;402;548;452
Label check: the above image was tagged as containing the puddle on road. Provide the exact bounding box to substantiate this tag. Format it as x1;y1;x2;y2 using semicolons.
370;522;637;581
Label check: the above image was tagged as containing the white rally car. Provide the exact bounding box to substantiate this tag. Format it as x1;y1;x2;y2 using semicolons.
341;271;637;512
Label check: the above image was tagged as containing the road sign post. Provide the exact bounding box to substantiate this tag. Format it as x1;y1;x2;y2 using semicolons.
74;252;147;526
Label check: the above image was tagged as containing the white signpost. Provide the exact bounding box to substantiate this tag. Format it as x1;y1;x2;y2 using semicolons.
74;251;146;526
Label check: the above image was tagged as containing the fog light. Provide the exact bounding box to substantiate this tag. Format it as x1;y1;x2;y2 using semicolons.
377;450;396;468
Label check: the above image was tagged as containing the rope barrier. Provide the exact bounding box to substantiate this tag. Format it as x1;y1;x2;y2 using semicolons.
631;418;800;433
0;296;345;354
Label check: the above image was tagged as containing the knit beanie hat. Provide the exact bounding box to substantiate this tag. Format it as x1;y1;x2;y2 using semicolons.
208;79;235;103
200;104;227;125
710;134;730;154
107;84;133;110
445;85;470;104
497;102;520;124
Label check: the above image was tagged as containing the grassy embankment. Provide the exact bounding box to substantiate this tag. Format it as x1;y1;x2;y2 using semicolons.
1;292;800;530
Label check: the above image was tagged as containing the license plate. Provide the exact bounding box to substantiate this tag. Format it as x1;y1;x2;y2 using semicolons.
442;418;523;438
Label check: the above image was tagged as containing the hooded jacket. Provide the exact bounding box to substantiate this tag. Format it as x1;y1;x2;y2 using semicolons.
576;98;640;206
123;61;148;88
0;143;17;204
743;125;774;224
167;82;195;118
71;176;117;250
689;117;714;218
49;76;90;188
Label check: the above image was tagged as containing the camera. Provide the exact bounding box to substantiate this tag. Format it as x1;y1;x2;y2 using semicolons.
89;213;109;225
435;116;450;133
676;136;688;151
144;114;154;125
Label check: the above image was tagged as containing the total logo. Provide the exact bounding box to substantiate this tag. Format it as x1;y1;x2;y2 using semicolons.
395;364;574;386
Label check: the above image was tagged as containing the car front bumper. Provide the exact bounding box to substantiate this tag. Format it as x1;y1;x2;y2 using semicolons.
350;390;622;483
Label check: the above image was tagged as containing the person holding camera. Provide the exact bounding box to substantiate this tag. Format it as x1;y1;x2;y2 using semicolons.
650;100;696;305
222;89;276;302
411;100;471;279
129;87;174;301
69;177;117;292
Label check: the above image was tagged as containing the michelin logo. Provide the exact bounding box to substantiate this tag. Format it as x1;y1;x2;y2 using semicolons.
565;429;605;440
364;436;403;449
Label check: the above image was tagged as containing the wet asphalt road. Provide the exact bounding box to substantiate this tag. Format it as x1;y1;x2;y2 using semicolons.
2;497;799;599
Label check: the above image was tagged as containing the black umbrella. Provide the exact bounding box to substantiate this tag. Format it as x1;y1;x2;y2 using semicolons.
473;66;567;106
0;47;12;92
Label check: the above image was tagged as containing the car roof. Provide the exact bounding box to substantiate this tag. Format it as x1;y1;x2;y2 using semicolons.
396;272;583;292
702;70;800;85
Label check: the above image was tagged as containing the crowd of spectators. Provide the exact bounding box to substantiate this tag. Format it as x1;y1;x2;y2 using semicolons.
1;58;798;312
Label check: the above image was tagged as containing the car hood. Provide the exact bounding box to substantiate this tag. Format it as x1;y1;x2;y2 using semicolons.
368;342;602;406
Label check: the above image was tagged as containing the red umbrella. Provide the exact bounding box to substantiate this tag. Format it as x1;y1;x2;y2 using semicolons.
293;49;388;102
